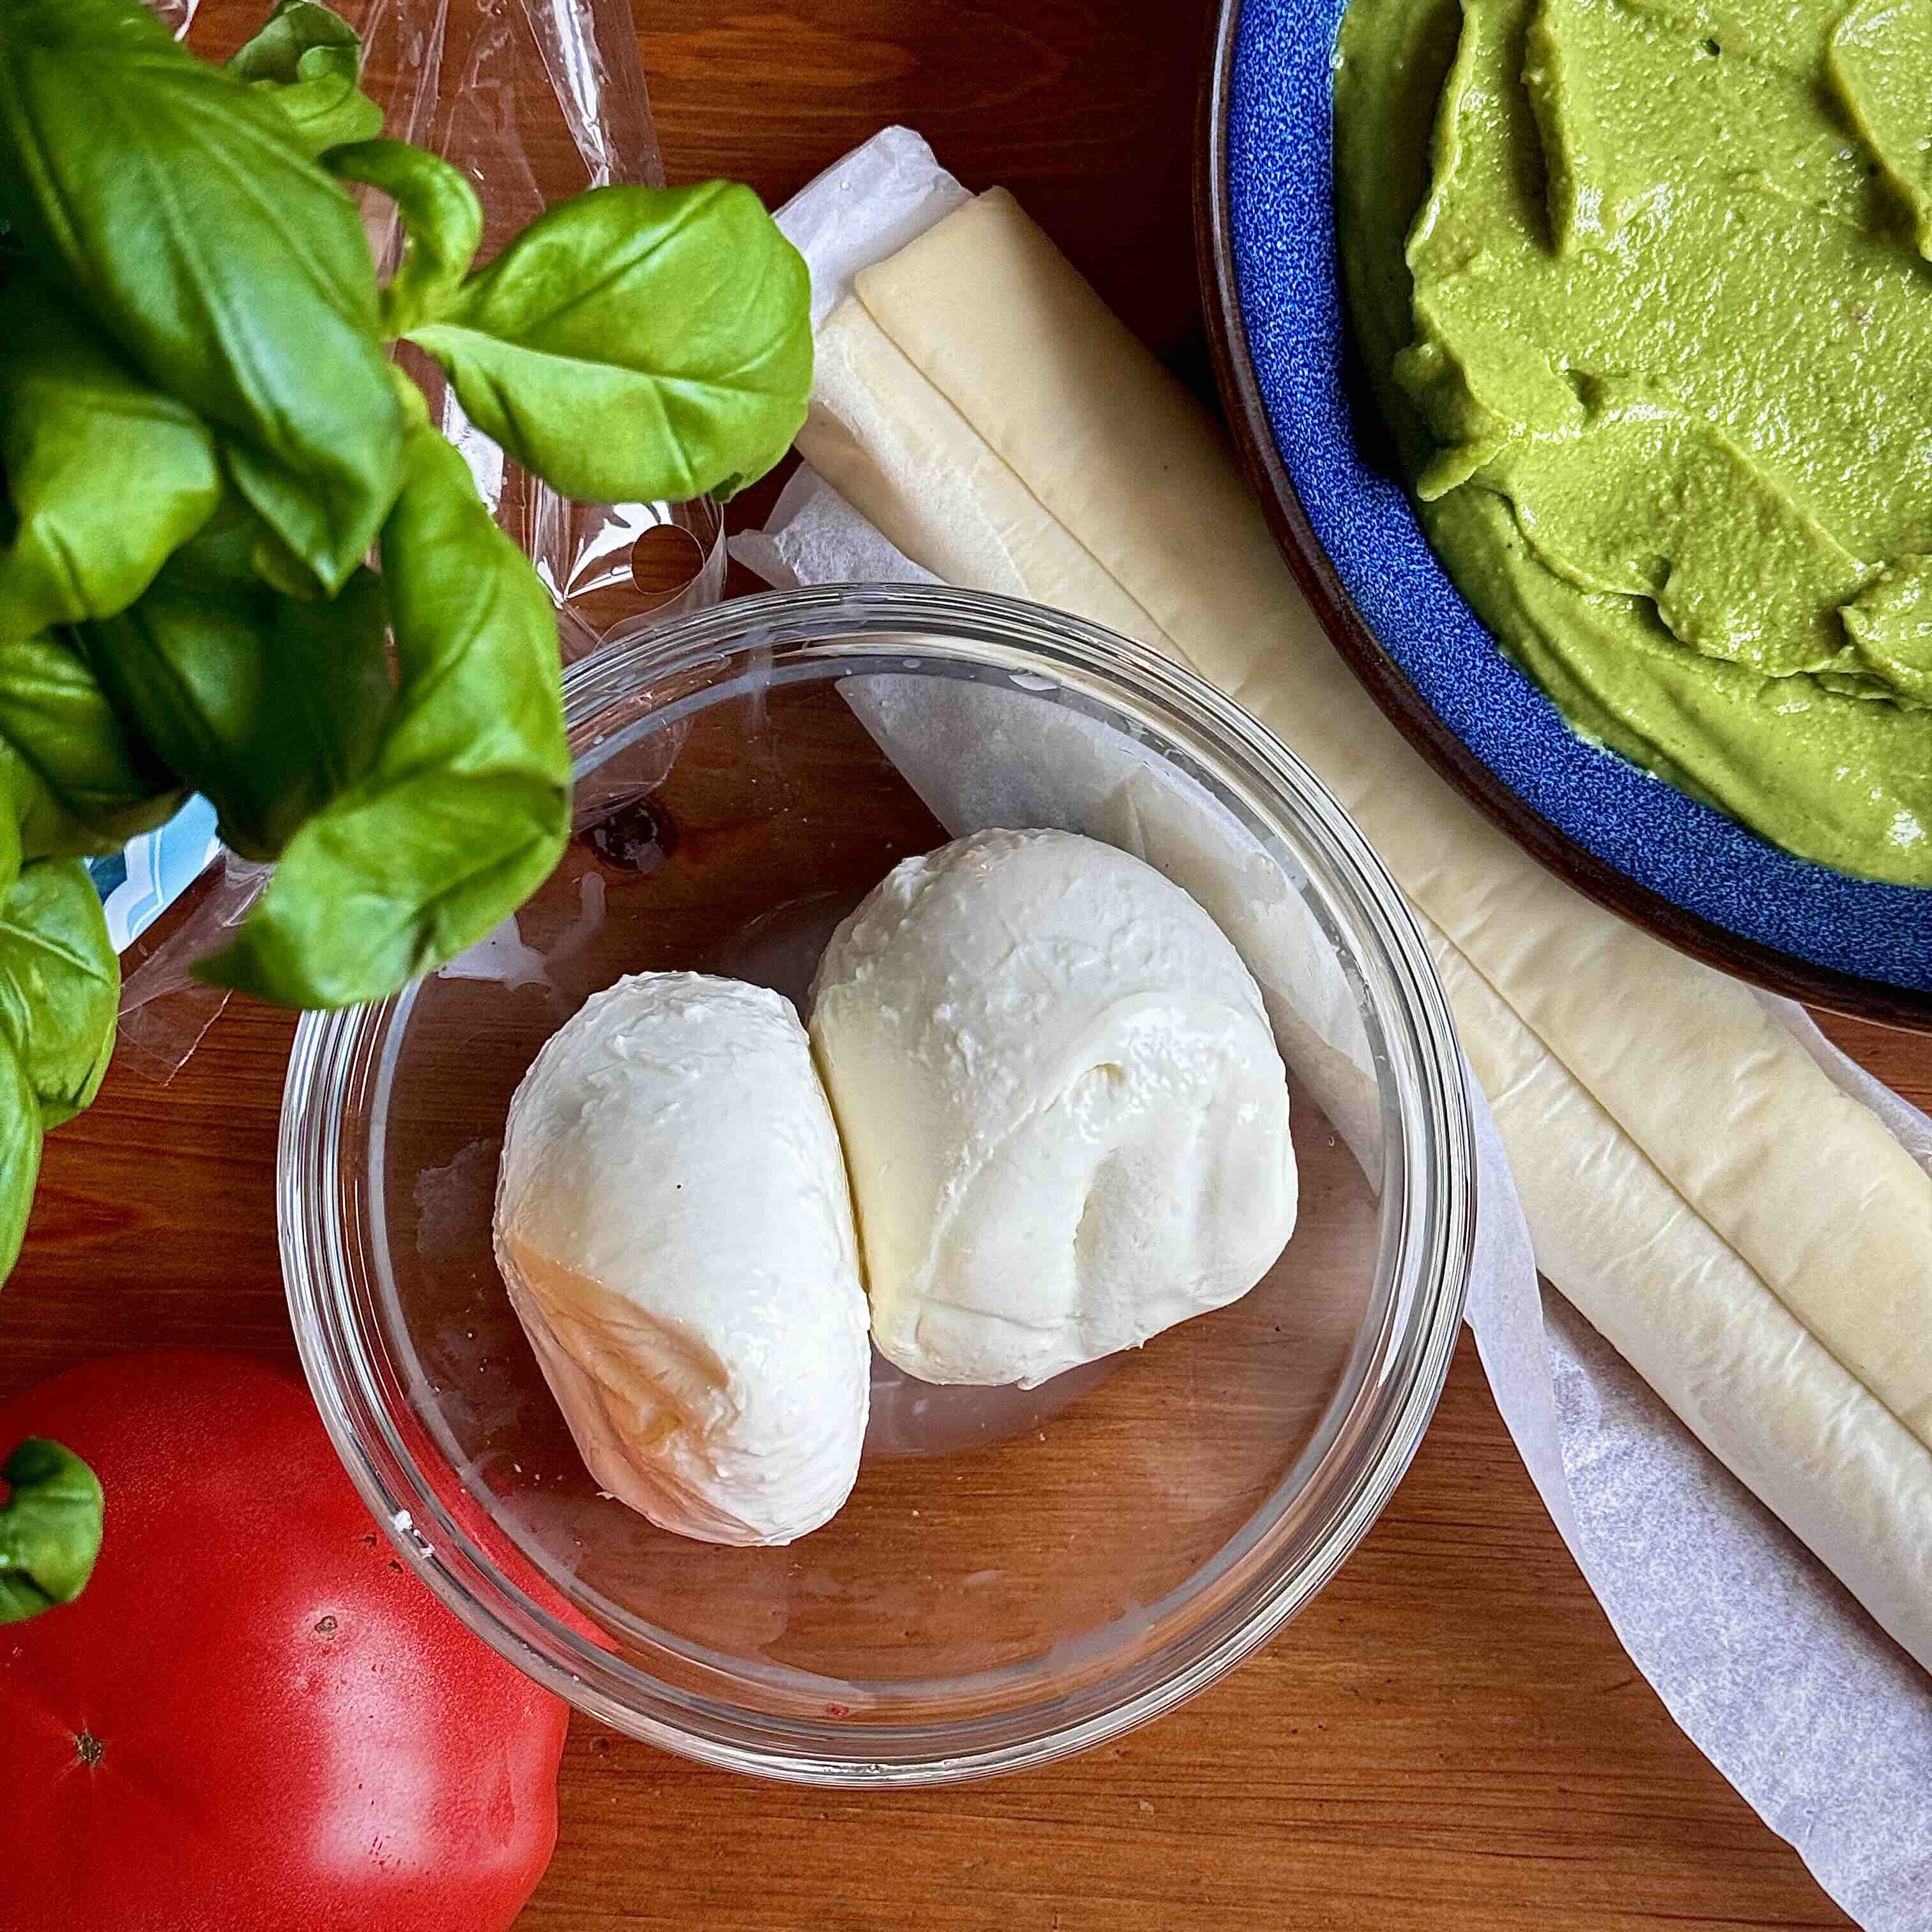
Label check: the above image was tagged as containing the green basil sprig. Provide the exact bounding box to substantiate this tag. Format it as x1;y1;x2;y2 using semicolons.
327;139;484;337
0;863;119;1280
0;0;408;594
0;279;223;645
82;510;394;864
201;418;572;1006
0;632;187;859
0;859;122;1131
0;1436;105;1625
0;637;161;1282
0;0;811;1291
227;0;385;160
408;181;813;503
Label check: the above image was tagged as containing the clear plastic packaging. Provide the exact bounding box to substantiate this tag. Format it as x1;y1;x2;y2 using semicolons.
112;856;272;1083
347;0;733;658
118;0;725;1078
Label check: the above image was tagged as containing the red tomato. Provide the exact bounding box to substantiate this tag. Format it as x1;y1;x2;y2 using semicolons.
0;1351;568;1932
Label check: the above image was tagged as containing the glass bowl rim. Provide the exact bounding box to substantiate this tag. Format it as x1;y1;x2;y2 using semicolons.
280;581;1475;1785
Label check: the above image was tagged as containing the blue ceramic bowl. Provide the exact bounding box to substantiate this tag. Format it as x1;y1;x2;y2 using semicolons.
1199;0;1932;1024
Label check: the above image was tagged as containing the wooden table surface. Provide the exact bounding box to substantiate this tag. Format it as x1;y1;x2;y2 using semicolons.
3;2;1924;1928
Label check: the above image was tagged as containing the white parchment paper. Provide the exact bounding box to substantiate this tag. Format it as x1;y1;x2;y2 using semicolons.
732;130;1932;1928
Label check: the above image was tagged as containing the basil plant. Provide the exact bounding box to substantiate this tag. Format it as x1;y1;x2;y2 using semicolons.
0;0;811;1284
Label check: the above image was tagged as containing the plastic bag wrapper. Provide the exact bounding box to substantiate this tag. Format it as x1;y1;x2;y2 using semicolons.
340;0;732;654
114;0;723;1082
110;855;273;1084
231;0;728;650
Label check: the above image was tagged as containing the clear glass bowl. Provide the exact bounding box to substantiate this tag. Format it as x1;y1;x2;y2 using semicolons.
280;584;1473;1784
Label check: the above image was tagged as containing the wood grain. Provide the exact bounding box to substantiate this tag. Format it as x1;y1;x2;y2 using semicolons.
0;1;1923;1928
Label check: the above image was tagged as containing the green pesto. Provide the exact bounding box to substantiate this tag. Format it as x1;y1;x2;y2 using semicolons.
1335;0;1932;884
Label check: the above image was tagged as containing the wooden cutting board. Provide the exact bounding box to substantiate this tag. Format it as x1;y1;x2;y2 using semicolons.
3;1;1919;1926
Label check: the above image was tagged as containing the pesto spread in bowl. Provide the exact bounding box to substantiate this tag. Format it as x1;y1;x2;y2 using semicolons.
1336;0;1932;885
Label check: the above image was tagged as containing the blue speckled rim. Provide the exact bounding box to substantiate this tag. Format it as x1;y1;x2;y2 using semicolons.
1220;0;1932;993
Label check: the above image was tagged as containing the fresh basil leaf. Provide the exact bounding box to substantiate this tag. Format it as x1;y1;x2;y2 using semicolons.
199;424;570;1008
0;0;406;591
0;762;125;1292
0;1036;42;1287
0;859;119;1130
247;521;329;602
406;181;812;503
0;275;223;644
161;492;318;602
82;524;394;864
0;632;183;857
0;749;86;882
228;0;384;160
0;1436;104;1623
326;138;484;337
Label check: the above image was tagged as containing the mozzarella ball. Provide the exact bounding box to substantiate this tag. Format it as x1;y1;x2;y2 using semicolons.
494;972;870;1545
811;829;1298;1388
